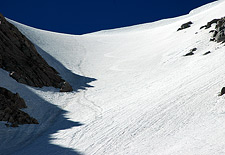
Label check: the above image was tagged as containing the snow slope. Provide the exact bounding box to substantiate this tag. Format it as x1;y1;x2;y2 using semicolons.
1;0;225;154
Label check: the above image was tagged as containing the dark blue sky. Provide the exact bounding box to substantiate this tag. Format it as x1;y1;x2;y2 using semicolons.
0;0;216;35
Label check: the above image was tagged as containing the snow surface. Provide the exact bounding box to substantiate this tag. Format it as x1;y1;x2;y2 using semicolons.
2;0;225;154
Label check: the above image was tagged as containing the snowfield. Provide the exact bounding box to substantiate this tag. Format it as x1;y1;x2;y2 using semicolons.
1;0;225;154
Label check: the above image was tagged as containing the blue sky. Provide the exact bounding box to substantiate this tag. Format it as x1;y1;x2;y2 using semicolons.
0;0;216;35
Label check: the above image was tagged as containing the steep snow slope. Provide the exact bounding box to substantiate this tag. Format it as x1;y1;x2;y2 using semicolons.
1;0;225;154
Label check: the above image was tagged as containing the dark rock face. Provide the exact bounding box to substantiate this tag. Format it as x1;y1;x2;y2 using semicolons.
177;21;193;31
0;87;27;109
0;13;72;91
0;87;38;127
202;17;225;43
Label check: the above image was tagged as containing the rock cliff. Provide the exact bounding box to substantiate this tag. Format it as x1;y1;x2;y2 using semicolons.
0;13;72;92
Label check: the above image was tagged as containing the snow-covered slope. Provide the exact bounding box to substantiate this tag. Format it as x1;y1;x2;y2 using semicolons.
1;0;225;154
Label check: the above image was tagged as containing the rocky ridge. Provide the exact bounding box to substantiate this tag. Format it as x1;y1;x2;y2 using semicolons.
0;13;72;92
0;13;74;127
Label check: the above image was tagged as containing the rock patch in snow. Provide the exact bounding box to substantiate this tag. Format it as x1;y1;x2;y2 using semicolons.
203;51;211;55
184;48;197;56
220;87;225;96
177;21;193;31
0;87;38;127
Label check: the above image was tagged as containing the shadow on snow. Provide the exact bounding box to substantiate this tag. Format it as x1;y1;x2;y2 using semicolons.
0;45;96;154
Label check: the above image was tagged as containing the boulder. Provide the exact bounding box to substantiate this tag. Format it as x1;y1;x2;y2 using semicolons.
220;87;225;96
177;21;193;31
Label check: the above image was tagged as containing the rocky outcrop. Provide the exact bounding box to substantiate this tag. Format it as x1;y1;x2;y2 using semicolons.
214;18;225;42
0;87;38;127
177;21;193;31
200;19;220;29
0;13;73;92
184;48;197;56
202;17;225;43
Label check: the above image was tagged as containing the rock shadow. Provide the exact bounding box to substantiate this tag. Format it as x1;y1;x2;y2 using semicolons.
0;69;83;155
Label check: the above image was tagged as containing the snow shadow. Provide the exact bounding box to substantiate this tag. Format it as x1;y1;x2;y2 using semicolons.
0;69;83;155
35;45;96;92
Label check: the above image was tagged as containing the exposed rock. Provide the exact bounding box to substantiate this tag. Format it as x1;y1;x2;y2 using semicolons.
200;26;205;29
177;21;193;31
202;17;225;43
210;38;215;41
0;87;38;127
215;30;225;42
0;87;26;109
200;19;220;29
184;52;194;56
216;18;225;30
209;30;216;33
212;30;218;38
184;48;197;57
220;87;225;96
0;13;73;92
203;51;211;55
190;48;197;52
